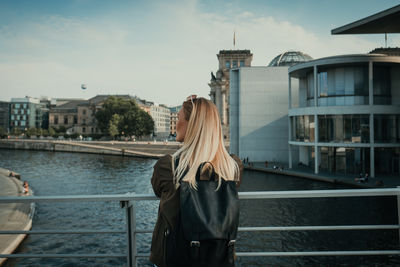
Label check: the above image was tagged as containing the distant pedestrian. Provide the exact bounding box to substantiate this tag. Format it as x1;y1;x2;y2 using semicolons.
22;181;29;195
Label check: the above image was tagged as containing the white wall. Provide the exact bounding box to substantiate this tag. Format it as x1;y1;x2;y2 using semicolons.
230;66;294;163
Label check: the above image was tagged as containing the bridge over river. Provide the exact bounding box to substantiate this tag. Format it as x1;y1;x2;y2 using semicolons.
0;149;399;266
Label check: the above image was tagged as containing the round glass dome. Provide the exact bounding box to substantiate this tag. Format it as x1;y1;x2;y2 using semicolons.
268;51;313;67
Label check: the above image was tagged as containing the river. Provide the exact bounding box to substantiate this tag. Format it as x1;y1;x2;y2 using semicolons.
0;149;398;266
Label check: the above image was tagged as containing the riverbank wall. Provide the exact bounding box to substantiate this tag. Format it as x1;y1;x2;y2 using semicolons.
1;139;393;188
0;139;180;159
0;168;34;266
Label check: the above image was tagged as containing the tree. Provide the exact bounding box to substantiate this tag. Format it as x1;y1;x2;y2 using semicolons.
12;128;22;136
26;127;38;137
48;127;56;137
108;114;121;139
96;97;154;138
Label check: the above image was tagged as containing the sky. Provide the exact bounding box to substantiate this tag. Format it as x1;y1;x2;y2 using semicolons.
0;0;399;106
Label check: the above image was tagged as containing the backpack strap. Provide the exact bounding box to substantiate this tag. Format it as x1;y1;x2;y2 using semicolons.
195;162;217;181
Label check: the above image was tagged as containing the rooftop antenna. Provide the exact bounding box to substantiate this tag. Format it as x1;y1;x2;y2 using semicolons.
233;30;236;48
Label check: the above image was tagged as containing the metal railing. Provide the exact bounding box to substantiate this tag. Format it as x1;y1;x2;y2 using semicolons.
1;188;400;266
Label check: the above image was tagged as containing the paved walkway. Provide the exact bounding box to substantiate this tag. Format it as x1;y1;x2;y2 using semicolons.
244;162;399;188
0;168;33;266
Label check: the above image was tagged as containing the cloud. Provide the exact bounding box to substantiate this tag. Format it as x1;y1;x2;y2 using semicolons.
0;1;382;105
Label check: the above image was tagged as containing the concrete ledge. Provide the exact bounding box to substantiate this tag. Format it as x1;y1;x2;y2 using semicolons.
244;164;378;189
0;139;180;159
0;169;33;266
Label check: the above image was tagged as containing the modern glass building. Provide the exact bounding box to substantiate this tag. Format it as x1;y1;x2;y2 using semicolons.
288;54;400;177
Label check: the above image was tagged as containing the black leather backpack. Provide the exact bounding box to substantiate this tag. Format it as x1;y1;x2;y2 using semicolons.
165;160;239;267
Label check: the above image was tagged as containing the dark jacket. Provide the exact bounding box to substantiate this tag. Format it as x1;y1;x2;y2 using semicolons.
149;154;244;267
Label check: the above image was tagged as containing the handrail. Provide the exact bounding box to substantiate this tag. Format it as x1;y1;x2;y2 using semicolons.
0;188;399;267
1;187;399;203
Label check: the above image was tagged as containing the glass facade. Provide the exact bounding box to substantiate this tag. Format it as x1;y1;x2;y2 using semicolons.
373;66;391;105
320;147;370;175
374;114;400;143
303;65;395;107
293;115;314;142
375;148;400;175
318;114;369;143
309;66;369;107
291;57;400;176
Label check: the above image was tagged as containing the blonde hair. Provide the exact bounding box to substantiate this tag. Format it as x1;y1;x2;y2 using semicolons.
172;97;239;188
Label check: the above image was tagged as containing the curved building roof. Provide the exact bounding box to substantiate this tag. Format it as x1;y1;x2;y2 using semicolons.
268;51;313;67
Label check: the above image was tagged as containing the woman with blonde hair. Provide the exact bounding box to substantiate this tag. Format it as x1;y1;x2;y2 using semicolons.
150;95;243;267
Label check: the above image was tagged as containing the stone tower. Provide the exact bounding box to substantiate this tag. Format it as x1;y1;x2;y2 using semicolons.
209;50;253;140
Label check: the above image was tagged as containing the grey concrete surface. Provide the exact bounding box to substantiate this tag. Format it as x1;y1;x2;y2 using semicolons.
0;168;32;266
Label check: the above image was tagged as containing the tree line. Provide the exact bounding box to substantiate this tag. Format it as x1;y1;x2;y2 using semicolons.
1;97;154;139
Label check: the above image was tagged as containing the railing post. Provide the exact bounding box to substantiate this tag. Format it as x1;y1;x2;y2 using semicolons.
122;200;137;267
397;187;400;245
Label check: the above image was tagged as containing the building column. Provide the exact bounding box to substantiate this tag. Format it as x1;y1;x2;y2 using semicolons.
288;116;292;169
288;75;292;109
368;61;375;178
215;87;222;120
288;74;292;169
313;65;319;174
222;91;227;125
369;61;373;106
314;114;319;174
370;114;375;178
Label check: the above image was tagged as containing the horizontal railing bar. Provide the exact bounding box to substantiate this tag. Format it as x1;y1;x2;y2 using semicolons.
0;188;399;203
0;230;125;235
132;224;400;235
236;250;400;256
135;250;400;258
0;253;126;258
238;225;400;231
238;188;400;199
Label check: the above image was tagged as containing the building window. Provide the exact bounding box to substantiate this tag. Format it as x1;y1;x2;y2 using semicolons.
64;116;68;124
15;103;20;108
320;147;370;175
74;115;78;124
82;127;86;133
315;66;369;107
83;109;86;115
373;66;391;105
225;61;230;68
54;116;58;125
23;104;27;108
91;127;94;133
233;61;238;68
240;60;245;67
83;119;86;124
318;114;369;143
375;147;400;174
374;114;400;143
23;115;26;120
11;115;14;120
21;121;26;126
293;115;314;142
